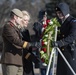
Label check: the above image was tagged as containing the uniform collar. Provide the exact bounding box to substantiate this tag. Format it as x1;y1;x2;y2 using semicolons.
62;14;70;24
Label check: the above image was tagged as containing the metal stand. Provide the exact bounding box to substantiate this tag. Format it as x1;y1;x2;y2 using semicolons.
46;27;76;75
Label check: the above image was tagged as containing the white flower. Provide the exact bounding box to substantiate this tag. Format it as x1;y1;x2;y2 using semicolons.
49;20;53;25
40;51;44;54
42;63;47;66
43;54;46;58
42;27;45;32
44;42;47;45
44;34;48;37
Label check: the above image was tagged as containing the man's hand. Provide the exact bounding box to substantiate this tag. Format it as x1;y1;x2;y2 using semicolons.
51;41;58;47
31;42;41;48
24;51;40;63
35;42;42;48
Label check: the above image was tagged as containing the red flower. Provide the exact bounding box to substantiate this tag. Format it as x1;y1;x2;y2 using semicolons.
43;24;47;28
41;58;45;62
46;19;50;23
42;40;45;46
43;19;50;29
42;48;47;52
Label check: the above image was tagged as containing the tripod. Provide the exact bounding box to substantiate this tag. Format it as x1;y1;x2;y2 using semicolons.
46;27;76;75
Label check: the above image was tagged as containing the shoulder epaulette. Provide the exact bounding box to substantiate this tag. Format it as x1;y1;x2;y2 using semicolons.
72;19;76;22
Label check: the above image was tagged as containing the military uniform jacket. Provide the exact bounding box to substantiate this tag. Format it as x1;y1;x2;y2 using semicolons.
1;21;25;66
56;16;76;75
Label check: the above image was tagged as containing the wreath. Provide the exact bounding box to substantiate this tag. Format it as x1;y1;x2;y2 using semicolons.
40;18;60;66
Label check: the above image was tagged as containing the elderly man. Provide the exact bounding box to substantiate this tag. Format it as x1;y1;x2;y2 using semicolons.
1;8;33;75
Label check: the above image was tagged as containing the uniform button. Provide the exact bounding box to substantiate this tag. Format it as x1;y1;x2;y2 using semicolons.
62;48;64;51
62;35;64;37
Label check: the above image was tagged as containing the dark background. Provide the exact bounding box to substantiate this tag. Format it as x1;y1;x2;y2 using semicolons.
0;0;76;51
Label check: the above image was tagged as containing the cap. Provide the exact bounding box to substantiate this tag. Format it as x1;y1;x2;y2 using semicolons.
55;2;70;16
55;7;61;11
38;10;47;20
11;8;23;18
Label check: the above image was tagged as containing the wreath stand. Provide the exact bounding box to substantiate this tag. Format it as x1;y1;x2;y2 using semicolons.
46;27;76;75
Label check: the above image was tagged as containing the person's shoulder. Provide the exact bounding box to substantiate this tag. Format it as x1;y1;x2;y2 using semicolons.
34;21;42;25
22;29;29;33
71;18;76;24
68;16;76;23
72;19;76;22
70;16;76;21
33;21;42;28
3;21;9;27
3;21;14;30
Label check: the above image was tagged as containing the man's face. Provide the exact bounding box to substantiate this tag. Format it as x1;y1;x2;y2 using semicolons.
15;16;23;26
56;11;64;20
22;15;29;27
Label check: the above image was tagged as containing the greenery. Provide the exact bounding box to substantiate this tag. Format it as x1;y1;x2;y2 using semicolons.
40;18;60;65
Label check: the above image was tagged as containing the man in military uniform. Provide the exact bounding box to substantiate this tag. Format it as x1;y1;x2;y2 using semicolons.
1;8;39;75
1;8;29;75
52;2;76;75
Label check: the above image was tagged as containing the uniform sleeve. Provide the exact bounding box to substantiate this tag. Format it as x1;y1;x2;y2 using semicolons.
21;29;31;42
57;21;76;47
2;24;28;49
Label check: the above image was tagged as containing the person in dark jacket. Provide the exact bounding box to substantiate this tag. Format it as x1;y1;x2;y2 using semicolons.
52;2;76;75
33;10;52;75
21;10;40;75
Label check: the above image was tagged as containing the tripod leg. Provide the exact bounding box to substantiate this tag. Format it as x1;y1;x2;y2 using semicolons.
46;48;55;75
52;26;58;75
57;47;76;75
52;47;57;75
